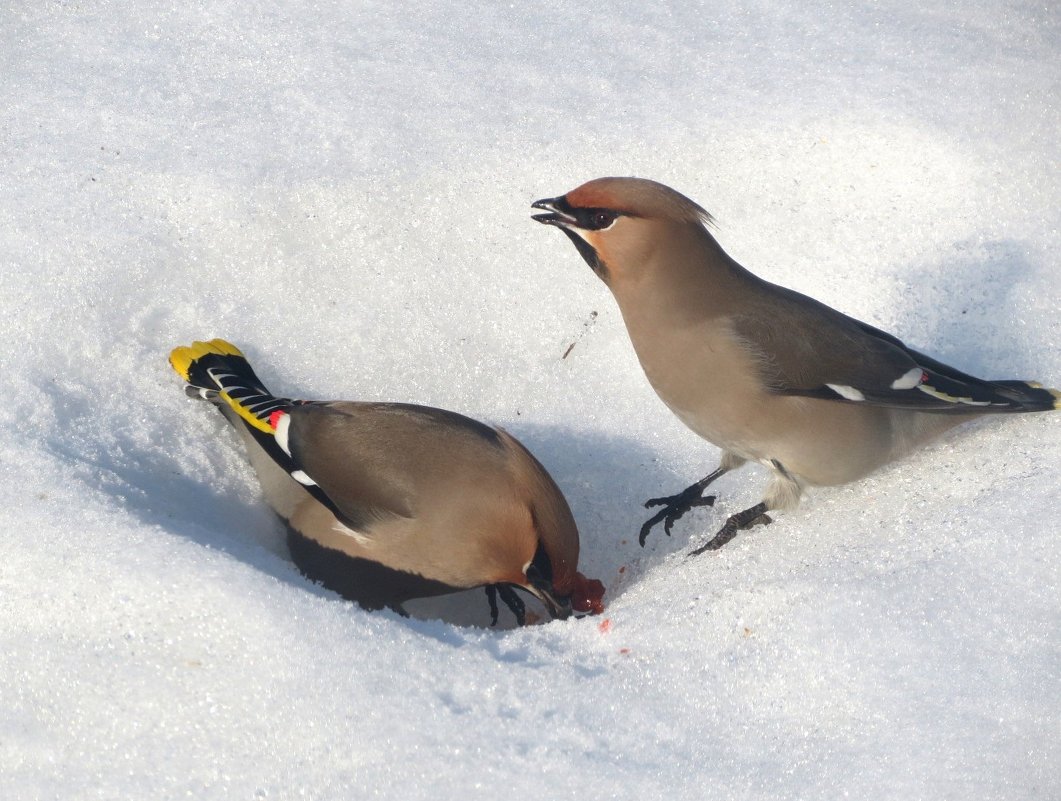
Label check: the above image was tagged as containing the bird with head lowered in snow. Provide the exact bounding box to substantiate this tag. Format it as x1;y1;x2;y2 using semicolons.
169;339;604;623
532;177;1059;554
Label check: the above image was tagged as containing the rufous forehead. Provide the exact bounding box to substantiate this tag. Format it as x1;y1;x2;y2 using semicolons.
566;180;629;211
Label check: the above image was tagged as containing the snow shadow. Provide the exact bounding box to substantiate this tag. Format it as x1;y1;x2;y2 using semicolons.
890;238;1044;377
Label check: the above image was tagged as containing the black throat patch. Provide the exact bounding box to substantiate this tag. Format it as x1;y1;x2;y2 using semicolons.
560;228;609;282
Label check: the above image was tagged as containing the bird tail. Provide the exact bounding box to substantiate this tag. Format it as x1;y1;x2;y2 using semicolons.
987;380;1061;412
168;338;293;433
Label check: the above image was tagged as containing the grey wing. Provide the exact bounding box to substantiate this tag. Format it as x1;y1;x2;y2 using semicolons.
733;282;1048;412
284;401;508;532
276;403;407;532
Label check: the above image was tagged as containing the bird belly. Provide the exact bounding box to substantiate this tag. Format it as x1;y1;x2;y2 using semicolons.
768;403;974;487
660;382;900;488
756;397;898;487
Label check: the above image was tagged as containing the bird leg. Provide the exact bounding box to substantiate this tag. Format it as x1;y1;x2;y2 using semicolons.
485;584;526;626
688;502;772;556
639;467;728;546
485;585;500;625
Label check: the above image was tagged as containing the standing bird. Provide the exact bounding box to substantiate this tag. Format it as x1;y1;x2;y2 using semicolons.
532;177;1059;553
169;339;604;623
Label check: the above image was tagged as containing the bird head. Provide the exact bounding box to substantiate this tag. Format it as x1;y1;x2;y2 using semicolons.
521;539;575;620
499;540;605;624
478;429;605;624
532;177;714;284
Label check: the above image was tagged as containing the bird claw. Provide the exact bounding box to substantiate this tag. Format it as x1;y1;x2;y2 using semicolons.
638;490;717;546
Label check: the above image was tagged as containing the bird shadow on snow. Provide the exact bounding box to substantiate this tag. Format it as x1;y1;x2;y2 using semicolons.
888;238;1047;378
45;394;692;633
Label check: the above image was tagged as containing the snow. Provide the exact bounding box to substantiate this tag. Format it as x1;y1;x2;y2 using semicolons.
2;1;1059;798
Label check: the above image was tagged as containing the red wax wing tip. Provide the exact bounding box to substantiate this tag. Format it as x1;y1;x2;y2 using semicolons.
268;409;286;429
572;571;606;615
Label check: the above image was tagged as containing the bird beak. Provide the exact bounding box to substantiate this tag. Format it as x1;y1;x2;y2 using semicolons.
531;197;576;227
525;578;573;621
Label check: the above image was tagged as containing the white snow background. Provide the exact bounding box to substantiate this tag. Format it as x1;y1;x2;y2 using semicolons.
2;2;1059;799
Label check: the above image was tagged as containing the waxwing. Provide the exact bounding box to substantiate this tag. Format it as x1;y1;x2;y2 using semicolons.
533;177;1059;552
169;339;604;622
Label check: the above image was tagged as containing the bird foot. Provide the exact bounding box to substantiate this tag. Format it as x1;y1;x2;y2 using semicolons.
639;486;717;546
688;503;772;556
485;584;526;626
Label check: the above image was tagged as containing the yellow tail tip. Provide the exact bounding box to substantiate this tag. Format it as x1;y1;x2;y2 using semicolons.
168;338;244;380
1021;381;1060;410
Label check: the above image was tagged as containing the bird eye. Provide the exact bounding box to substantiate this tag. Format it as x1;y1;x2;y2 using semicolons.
590;210;617;229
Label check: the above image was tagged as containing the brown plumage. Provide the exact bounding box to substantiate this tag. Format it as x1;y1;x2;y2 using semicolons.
533;177;1059;552
169;339;604;622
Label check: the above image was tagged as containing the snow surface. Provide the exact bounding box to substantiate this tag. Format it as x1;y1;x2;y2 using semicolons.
2;1;1060;799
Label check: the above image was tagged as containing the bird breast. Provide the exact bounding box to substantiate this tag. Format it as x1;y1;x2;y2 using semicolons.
624;312;774;457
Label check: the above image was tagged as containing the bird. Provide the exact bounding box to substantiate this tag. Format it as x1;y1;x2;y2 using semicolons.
532;177;1060;553
169;339;605;623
